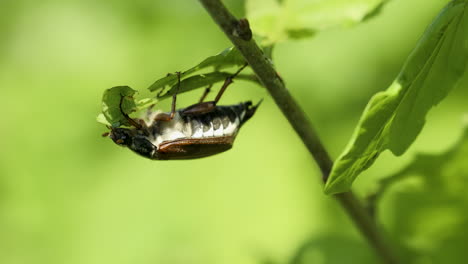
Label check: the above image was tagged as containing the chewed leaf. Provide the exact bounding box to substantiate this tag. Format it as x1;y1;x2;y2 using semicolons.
195;47;246;72
156;72;232;100
324;0;468;194
246;0;388;44
101;86;138;127
148;47;246;92
136;97;158;109
156;72;259;100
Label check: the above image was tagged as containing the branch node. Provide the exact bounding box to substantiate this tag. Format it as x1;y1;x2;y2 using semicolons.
232;18;252;41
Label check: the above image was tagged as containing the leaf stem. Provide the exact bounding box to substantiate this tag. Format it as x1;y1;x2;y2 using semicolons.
197;0;398;263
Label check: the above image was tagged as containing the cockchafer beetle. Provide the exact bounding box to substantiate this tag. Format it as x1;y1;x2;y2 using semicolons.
104;66;261;160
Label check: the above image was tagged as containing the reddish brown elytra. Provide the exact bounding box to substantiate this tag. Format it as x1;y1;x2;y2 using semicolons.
106;65;261;160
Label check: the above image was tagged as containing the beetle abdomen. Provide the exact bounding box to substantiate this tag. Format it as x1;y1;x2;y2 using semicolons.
150;101;258;148
108;101;261;160
185;104;245;137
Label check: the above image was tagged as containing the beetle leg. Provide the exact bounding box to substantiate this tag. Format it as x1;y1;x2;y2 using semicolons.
153;112;173;121
199;85;212;103
181;77;231;116
155;72;175;98
214;63;248;104
213;74;233;104
154;71;181;121
181;64;248;116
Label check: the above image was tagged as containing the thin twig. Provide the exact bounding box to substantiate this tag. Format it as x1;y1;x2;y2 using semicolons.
197;1;399;263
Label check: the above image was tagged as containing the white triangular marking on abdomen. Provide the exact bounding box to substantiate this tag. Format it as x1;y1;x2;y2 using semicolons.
223;117;240;136
203;122;214;137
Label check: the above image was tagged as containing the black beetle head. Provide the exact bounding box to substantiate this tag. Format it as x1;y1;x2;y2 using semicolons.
109;127;133;146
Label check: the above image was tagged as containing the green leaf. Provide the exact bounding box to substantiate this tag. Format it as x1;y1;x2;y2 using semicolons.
101;86;138;127
246;0;388;44
136;97;158;109
100;48;249;127
147;47;246;92
194;47;246;72
324;0;468;194
369;124;468;262
370;121;468;209
156;72;259;100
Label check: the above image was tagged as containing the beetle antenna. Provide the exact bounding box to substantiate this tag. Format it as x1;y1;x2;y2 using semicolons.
119;94;142;129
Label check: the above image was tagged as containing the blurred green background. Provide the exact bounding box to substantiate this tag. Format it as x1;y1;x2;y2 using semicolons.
1;0;467;263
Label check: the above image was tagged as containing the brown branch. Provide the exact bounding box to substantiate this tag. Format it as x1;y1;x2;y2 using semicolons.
197;1;399;263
